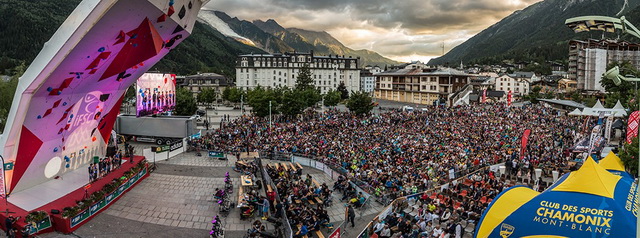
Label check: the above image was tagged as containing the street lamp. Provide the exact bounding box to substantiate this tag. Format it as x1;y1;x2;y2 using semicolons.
269;100;272;133
603;66;640;238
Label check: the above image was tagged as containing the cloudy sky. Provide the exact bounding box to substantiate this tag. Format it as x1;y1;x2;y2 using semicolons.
204;0;543;63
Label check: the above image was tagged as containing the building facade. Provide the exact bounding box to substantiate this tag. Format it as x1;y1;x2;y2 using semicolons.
495;74;530;96
568;39;640;92
360;66;382;94
235;52;360;94
374;64;471;105
183;73;232;100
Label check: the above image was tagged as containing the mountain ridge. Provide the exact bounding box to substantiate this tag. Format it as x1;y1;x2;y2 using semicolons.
209;13;401;67
429;0;640;66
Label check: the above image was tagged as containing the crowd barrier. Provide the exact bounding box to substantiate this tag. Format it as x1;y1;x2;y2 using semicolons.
354;162;516;238
255;157;294;238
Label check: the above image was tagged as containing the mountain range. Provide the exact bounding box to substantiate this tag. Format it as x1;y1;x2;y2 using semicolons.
198;10;400;67
429;0;640;66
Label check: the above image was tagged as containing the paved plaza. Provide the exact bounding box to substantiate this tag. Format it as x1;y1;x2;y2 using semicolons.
40;148;384;238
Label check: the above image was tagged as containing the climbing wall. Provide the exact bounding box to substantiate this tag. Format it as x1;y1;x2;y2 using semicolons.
0;0;207;194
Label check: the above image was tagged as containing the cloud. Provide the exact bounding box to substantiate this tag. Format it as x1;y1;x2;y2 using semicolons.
205;0;543;62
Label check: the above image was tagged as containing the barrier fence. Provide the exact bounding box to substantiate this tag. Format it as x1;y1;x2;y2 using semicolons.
255;156;293;238
354;162;508;238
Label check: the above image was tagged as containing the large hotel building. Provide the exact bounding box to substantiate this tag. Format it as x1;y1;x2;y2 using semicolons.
235;52;360;94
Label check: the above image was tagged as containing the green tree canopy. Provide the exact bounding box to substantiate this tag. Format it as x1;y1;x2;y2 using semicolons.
0;63;25;133
526;86;542;104
197;87;217;105
295;66;314;90
346;91;374;115
323;90;341;107
280;88;305;117
300;88;322;108
175;87;197;116
619;137;639;175
601;61;639;108
247;86;279;117
337;82;349;100
222;87;245;103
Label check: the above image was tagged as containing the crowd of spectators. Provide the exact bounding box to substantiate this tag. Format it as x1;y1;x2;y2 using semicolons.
196;104;579;202
368;166;548;238
265;164;333;238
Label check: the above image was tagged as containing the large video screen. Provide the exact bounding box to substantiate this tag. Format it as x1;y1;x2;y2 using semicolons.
136;73;176;117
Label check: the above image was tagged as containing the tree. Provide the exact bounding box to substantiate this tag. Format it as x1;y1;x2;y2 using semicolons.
602;61;639;108
295;66;314;90
526;86;542;104
0;63;24;133
337;82;349;100
197;87;217;105
279;88;305;117
323;90;341;107
618;137;638;175
124;85;136;104
223;87;244;103
300;88;322;108
174;87;197;116
247;86;278;117
346;91;374;115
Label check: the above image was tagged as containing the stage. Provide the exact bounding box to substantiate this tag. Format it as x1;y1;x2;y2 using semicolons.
0;156;149;235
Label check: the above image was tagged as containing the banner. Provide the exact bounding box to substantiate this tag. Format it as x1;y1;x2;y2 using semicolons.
482;89;487;103
520;129;531;160
0;160;5;198
475;158;637;238
626;111;639;144
151;145;169;153
604;115;614;143
330;227;341;238
587;125;601;157
71;168;147;227
208;151;225;158
507;90;513;106
169;140;183;152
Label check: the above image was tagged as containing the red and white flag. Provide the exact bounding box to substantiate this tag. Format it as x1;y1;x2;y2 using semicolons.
507;90;513;106
482;89;487;103
627;111;640;144
520;129;531;160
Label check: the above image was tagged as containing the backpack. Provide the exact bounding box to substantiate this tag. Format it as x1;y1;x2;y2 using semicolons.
447;223;458;234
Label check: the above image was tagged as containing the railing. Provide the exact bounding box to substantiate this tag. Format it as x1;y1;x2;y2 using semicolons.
267;151;506;206
355;162;504;238
255;156;293;238
449;83;474;106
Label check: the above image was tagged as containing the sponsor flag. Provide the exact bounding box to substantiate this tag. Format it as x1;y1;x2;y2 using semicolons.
520;129;531;160
507;90;513;106
605;115;614;143
626;111;639;144
482;89;487;103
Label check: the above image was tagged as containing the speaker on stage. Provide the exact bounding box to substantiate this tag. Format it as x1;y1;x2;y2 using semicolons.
51;209;60;214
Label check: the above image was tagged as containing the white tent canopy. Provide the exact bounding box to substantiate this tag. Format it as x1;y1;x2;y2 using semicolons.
568;108;582;116
574;100;627;117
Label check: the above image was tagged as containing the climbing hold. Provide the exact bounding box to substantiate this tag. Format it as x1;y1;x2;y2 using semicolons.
98;47;105;52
